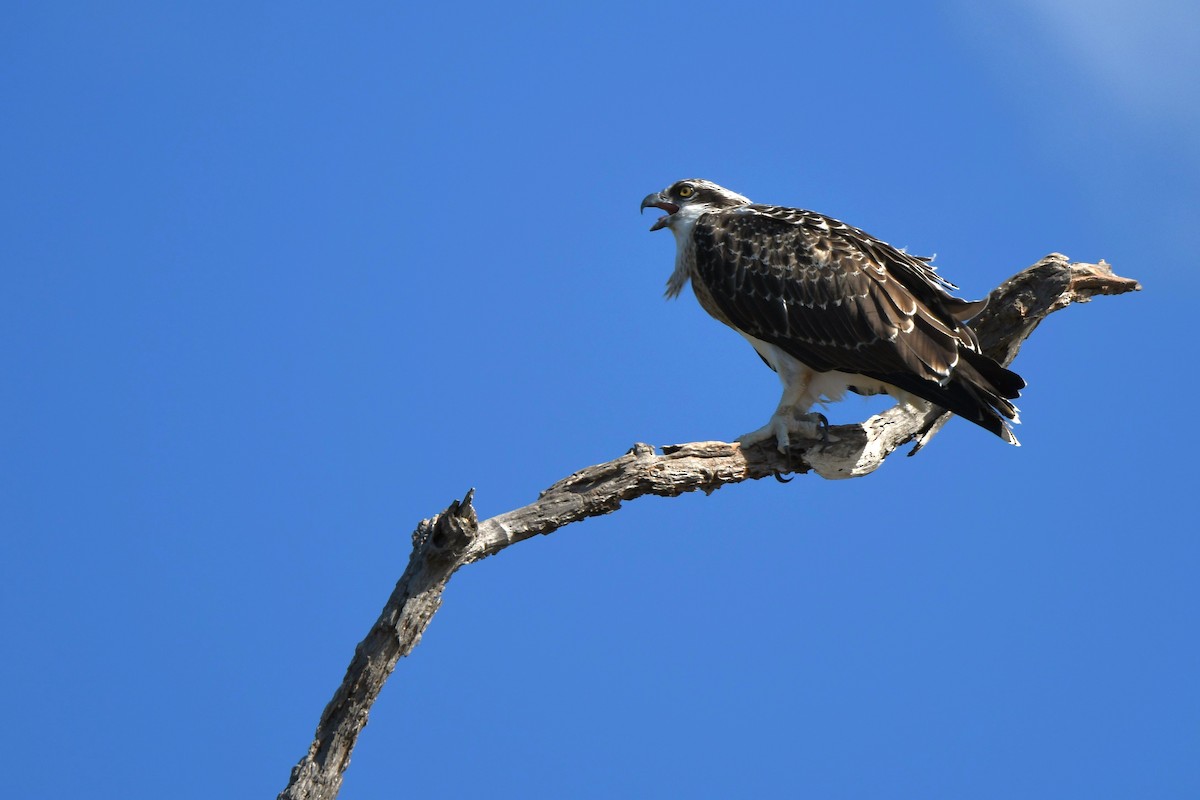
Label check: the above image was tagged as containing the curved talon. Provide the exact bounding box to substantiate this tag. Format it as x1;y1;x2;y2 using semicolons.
812;412;830;446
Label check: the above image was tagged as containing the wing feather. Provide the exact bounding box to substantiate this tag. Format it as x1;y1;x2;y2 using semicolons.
693;206;962;382
690;205;1024;439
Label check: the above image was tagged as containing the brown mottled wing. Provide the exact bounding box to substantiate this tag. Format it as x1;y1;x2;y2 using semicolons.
691;205;1024;440
692;205;973;383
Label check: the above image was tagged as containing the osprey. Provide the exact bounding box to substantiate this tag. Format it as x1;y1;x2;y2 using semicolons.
640;179;1024;451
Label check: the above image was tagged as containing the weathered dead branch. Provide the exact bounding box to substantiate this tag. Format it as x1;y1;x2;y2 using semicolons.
279;254;1139;800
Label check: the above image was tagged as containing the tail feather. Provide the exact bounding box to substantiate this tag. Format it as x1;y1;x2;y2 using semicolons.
961;348;1025;400
879;349;1024;445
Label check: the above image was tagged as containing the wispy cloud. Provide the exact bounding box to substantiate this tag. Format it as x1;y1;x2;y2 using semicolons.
1011;0;1199;128
949;0;1200;168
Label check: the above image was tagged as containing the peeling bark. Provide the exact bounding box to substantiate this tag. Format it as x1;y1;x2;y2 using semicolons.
278;254;1140;800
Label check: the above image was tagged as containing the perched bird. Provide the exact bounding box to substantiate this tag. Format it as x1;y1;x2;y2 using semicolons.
640;179;1024;451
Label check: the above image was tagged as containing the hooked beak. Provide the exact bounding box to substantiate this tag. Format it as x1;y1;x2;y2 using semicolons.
640;191;679;231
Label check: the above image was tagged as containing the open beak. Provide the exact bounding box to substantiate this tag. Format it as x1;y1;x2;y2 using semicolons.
640;191;679;231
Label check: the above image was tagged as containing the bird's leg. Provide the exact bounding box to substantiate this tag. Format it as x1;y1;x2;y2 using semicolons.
737;376;833;452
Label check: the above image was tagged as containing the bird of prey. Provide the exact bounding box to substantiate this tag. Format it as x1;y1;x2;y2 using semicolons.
640;179;1025;451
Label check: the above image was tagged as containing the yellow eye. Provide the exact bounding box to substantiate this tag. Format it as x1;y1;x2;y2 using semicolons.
677;184;695;198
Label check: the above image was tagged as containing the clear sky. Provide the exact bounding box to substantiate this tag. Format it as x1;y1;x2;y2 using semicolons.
3;2;1197;798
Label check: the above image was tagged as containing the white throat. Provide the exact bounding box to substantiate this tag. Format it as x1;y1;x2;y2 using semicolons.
664;204;712;299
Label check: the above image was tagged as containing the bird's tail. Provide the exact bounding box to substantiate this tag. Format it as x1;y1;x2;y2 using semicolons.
944;350;1025;444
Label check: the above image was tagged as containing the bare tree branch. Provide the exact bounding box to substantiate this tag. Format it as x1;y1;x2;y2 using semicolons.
278;254;1140;800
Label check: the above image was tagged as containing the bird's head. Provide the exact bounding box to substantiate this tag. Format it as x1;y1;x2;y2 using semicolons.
640;179;752;231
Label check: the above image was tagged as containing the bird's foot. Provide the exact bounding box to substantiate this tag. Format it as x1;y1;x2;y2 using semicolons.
737;411;837;453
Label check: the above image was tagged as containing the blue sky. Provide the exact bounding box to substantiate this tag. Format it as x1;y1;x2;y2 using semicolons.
3;2;1197;798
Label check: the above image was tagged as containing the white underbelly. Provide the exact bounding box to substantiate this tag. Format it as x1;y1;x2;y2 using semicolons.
739;332;918;408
